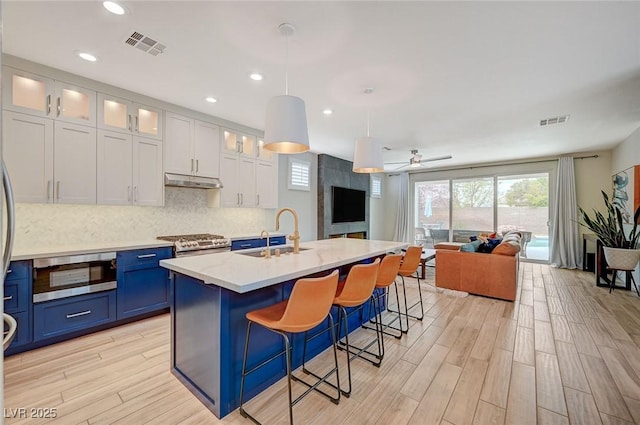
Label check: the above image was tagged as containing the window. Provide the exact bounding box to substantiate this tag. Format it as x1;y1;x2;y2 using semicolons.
288;158;311;191
371;175;382;198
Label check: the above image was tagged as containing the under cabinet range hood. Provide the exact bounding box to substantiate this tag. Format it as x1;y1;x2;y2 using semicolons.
164;173;223;189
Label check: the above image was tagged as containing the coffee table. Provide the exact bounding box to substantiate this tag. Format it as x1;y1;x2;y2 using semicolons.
419;248;436;279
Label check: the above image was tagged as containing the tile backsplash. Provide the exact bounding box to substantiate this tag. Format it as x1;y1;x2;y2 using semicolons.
12;187;273;249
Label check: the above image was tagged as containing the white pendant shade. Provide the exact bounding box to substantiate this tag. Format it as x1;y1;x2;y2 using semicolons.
263;95;310;153
353;136;384;173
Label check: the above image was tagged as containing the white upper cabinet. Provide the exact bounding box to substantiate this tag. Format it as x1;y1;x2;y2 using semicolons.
3;110;96;204
2;66;96;126
97;130;163;207
255;160;278;208
53;122;97;204
193;120;220;178
165;112;219;177
97;93;162;140
3;110;54;203
133;136;163;206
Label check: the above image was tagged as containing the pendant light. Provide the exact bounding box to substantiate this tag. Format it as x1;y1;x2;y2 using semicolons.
263;23;310;154
352;88;384;173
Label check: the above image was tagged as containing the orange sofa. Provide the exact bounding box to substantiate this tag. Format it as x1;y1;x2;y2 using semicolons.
434;233;521;301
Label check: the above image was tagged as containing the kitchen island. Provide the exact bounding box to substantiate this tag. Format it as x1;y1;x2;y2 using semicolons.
160;238;406;418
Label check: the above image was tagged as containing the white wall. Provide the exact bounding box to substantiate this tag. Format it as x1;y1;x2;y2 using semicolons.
612;126;640;175
369;173;386;240
12;187;274;250
277;152;318;242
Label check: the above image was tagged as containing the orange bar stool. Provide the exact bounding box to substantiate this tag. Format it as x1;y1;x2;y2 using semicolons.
363;253;404;340
239;270;340;425
331;258;381;396
387;246;424;328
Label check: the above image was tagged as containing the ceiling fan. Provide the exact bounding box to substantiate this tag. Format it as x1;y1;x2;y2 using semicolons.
385;149;453;170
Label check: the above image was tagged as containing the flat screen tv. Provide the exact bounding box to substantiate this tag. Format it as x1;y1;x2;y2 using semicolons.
331;186;366;223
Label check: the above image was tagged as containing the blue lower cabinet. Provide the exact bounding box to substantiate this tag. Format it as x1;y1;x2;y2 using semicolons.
116;247;172;320
231;236;286;251
4;311;31;354
33;291;116;341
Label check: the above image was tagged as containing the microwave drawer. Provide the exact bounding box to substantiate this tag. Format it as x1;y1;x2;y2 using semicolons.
33;290;116;341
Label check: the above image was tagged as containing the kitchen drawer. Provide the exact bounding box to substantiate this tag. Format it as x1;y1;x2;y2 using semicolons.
4;311;31;350
231;239;266;251
4;280;28;314
33;290;116;341
269;236;286;246
4;260;30;282
117;247;172;268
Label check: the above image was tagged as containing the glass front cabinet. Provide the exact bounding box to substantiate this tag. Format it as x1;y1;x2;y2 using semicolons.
97;93;162;140
2;66;96;127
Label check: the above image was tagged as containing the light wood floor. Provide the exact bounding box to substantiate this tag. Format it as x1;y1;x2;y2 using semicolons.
4;263;640;425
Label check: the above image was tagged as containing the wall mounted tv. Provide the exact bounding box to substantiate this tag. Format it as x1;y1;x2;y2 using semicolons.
331;186;366;223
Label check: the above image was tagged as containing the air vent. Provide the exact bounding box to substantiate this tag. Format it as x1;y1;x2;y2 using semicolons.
125;31;166;56
539;115;569;127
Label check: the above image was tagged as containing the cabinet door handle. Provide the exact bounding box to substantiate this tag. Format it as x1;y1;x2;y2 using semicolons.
137;253;157;259
240;193;243;205
127;186;131;202
66;310;92;319
128;115;132;131
257;194;260;205
135;116;139;132
56;97;61;117
6;269;11;274
46;180;51;200
134;186;138;203
240;243;252;248
3;296;13;301
196;159;199;173
46;94;51;115
56;181;60;200
191;159;194;173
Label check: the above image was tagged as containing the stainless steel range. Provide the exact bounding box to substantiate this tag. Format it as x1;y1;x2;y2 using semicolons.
157;233;231;257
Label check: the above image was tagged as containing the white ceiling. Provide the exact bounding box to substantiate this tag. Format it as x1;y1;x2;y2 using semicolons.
3;1;640;171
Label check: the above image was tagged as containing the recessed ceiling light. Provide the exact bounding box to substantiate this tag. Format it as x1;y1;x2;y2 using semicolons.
103;1;126;15
205;97;217;104
323;108;333;116
77;52;98;62
249;73;263;81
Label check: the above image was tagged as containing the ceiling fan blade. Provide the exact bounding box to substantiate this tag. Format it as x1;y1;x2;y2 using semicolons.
384;161;410;165
420;155;453;163
392;163;410;171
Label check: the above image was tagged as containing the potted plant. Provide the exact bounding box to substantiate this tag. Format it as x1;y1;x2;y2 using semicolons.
578;190;640;270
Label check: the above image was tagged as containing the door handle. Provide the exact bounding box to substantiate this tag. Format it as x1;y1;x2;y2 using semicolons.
56;97;61;117
135;115;139;132
137;253;157;259
196;159;199;173
47;180;51;200
128;115;132;131
3;296;13;301
134;186;138;203
191;159;194;173
56;181;60;200
46;95;52;115
257;194;260;205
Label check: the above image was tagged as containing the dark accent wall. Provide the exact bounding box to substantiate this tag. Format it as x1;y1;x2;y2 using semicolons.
317;154;370;239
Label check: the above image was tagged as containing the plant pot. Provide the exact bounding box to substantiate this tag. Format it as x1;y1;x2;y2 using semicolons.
602;247;640;270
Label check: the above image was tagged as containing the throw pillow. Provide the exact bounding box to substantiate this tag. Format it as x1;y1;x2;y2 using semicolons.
493;242;521;256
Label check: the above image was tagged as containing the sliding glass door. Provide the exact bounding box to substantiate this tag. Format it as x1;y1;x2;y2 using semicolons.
452;177;494;242
412;171;550;261
497;173;549;261
414;180;450;246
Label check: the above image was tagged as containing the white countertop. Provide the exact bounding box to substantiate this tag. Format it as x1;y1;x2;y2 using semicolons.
11;240;174;261
160;238;407;293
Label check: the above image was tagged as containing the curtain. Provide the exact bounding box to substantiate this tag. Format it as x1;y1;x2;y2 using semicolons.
392;173;410;242
550;157;581;268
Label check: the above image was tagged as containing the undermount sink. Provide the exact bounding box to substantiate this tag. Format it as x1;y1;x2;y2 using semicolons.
236;246;310;258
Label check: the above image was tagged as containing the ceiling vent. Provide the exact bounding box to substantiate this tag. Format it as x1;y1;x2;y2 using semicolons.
539;115;569;127
125;31;166;56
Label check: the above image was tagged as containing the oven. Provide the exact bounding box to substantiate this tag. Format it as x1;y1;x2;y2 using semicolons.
157;234;231;257
33;252;117;303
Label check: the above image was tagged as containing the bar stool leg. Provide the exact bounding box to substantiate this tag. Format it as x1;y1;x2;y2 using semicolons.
239;321;259;425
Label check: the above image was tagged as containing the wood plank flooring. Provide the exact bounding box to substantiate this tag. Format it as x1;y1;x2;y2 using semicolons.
4;263;640;424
